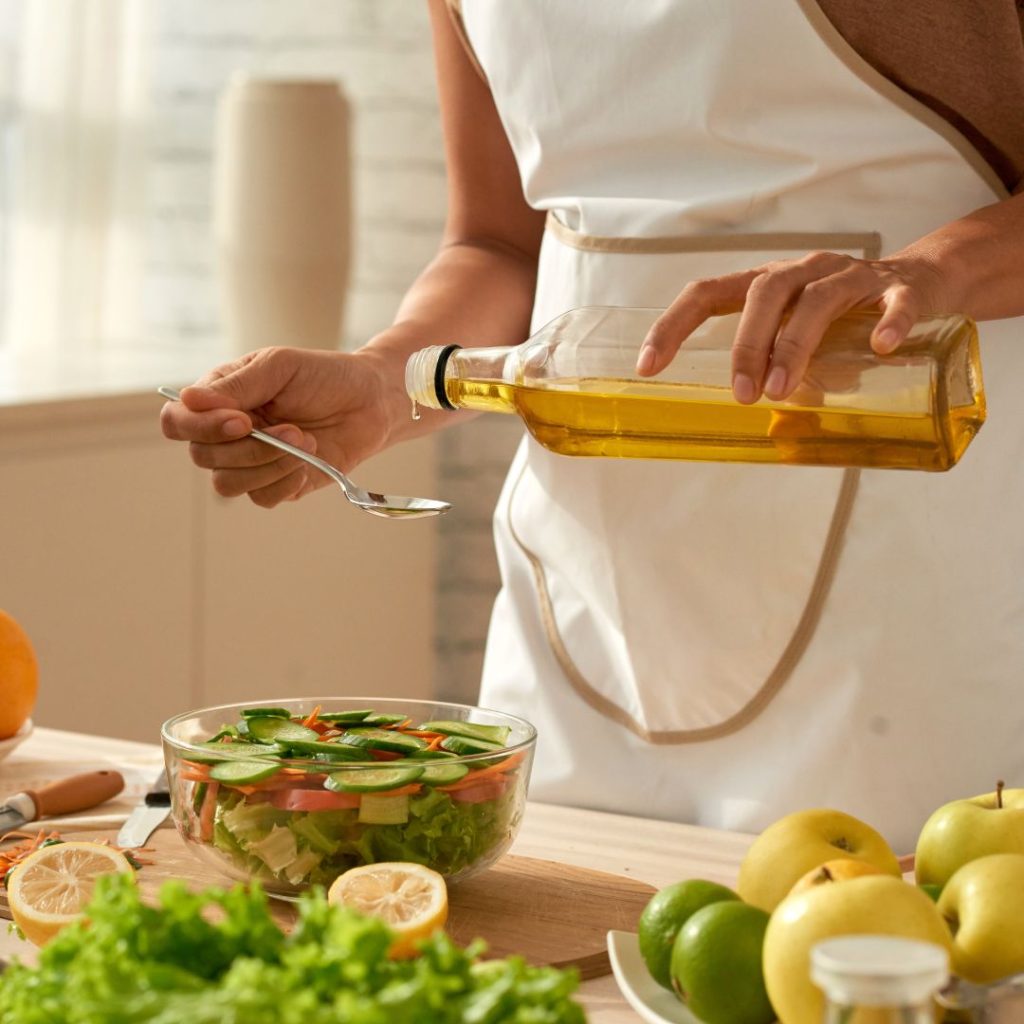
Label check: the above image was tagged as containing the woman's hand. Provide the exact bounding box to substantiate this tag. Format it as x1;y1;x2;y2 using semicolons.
160;346;401;508
635;250;950;404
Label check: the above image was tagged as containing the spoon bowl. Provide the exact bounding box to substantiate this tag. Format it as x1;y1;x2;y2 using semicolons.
158;387;450;519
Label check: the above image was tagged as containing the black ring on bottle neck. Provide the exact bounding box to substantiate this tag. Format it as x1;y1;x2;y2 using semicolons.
434;344;462;411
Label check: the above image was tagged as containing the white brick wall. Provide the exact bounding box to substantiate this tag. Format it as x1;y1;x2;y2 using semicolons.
145;0;521;704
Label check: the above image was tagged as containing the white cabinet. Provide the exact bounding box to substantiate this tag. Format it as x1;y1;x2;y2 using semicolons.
0;392;438;743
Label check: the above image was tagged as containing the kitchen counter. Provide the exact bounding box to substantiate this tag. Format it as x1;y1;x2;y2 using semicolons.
0;726;755;1021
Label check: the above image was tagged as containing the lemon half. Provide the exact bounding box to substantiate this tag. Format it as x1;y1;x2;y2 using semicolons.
6;841;135;946
328;861;448;958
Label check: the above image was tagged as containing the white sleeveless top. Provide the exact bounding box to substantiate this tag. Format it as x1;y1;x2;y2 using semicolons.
452;0;1023;852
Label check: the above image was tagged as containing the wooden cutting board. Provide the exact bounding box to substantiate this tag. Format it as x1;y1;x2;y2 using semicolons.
41;827;656;979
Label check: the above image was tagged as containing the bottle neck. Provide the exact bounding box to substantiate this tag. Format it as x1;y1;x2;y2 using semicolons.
811;937;948;1024
405;344;463;411
405;344;517;413
822;999;934;1024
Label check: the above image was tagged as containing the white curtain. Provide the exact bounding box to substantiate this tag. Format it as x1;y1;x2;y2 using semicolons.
3;0;151;355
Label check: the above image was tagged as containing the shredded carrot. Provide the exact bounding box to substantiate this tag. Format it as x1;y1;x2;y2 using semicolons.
199;782;220;842
301;705;322;729
436;755;523;792
372;784;422;798
426;735;444;752
404;730;444;740
0;828;155;887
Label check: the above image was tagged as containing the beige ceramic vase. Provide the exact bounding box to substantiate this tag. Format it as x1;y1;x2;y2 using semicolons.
213;77;351;353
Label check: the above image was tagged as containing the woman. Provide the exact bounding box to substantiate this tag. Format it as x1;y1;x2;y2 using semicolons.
162;1;1024;851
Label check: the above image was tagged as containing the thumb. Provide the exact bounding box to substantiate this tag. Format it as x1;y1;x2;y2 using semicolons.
180;351;290;415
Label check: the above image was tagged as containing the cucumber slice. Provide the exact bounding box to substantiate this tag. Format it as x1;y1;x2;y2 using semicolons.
418;719;512;746
358;713;408;728
325;764;423;793
419;762;470;786
410;749;459;761
189;741;285;764
280;738;370;761
440;734;504;756
316;709;375;723
240;707;293;719
358;793;410;824
340;728;426;755
209;760;282;784
247;717;319;744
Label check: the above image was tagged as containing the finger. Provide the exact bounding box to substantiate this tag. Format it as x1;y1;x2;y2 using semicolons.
762;264;877;401
636;269;758;376
179;347;298;435
248;467;309;509
731;253;855;403
161;399;252;443
191;423;316;473
871;285;921;354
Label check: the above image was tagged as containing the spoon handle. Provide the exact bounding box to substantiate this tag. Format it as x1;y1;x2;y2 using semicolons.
247;427;349;490
157;386;348;491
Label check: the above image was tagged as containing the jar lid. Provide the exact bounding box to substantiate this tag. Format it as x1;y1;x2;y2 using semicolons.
811;935;949;1007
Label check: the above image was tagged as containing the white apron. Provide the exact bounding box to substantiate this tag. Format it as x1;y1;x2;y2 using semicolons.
454;0;1024;852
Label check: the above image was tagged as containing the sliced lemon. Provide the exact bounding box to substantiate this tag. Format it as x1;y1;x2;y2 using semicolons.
327;861;448;958
6;841;135;946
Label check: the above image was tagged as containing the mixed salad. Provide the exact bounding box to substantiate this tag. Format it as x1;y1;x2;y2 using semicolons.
173;706;529;891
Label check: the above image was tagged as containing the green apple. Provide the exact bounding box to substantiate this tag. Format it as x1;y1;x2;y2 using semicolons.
915;783;1024;889
763;875;952;1024
937;852;1024;983
737;808;901;912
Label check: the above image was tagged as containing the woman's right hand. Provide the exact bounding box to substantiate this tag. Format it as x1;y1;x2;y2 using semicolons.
159;345;401;508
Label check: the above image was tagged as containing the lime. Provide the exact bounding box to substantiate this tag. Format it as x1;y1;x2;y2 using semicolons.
670;901;774;1024
637;879;739;990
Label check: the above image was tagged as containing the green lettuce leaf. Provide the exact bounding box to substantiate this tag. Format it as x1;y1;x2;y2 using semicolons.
0;873;585;1024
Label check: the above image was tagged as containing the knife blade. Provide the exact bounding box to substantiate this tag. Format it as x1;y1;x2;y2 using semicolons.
0;770;125;833
116;768;170;848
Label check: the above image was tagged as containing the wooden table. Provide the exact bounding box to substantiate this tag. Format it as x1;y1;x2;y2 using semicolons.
0;727;754;1022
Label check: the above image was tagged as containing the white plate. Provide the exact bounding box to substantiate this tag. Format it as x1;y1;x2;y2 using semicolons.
0;719;33;764
607;930;699;1024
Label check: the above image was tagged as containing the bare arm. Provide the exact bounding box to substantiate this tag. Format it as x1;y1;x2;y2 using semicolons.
161;0;543;506
637;190;1024;404
361;0;546;445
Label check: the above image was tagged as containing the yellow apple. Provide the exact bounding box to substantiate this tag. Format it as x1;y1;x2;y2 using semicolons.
787;857;887;896
763;875;952;1024
915;783;1024;889
937;852;1024;983
738;809;901;912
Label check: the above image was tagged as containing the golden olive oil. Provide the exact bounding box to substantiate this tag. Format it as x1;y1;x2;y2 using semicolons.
404;307;986;471
447;378;983;471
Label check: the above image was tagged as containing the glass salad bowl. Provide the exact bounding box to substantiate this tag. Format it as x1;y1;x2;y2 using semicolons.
161;697;536;897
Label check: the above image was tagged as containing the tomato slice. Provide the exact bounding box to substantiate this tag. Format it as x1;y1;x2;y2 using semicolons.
449;778;508;804
270;788;361;812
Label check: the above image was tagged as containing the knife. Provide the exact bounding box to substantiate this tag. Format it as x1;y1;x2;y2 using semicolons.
0;770;125;833
116;768;171;848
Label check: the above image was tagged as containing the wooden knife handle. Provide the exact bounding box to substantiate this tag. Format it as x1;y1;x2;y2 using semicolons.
24;770;125;819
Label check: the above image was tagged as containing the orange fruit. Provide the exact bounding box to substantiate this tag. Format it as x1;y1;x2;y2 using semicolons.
0;609;38;739
788;857;887;896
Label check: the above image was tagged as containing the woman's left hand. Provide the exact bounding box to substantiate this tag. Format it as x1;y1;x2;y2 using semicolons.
635;250;950;404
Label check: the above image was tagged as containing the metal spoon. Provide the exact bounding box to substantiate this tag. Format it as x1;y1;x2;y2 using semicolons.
158;387;450;519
